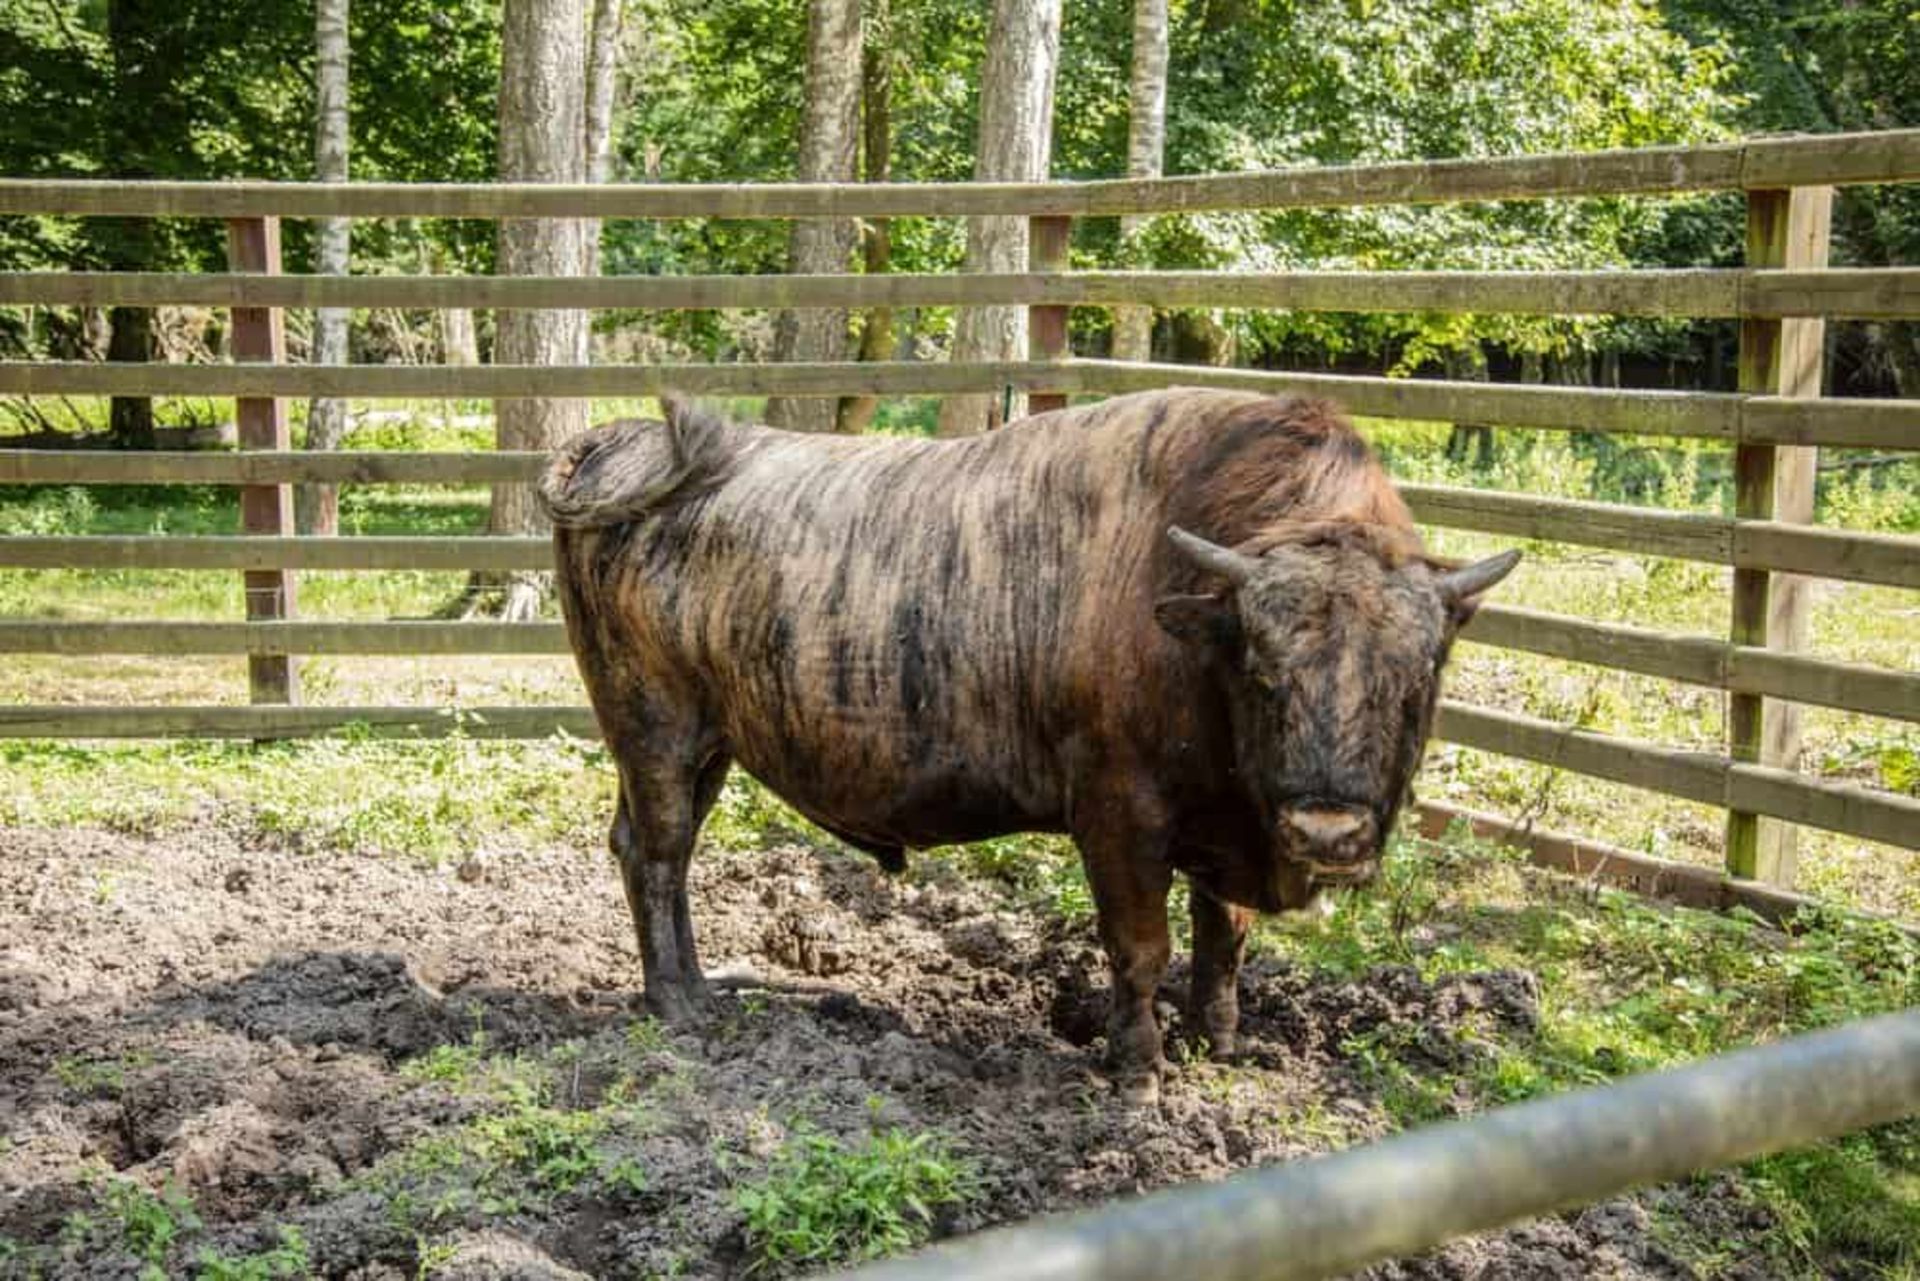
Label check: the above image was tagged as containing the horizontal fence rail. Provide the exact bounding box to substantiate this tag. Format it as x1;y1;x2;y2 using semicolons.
1;364;1915;453
1;130;1916;219
0;694;1909;849
1462;606;1920;724
0;704;599;739
5;268;1918;319
1091;364;1920;451
1434;703;1920;851
1;514;1912;587
0;535;551;572
828;1011;1920;1281
0;359;1093;401
2;609;1913;723
0;620;575;656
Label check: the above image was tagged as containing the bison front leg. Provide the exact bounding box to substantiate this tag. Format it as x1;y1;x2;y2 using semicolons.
1077;831;1174;1108
611;752;730;1023
1188;887;1252;1057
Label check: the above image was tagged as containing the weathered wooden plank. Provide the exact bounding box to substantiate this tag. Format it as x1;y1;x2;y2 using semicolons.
11;268;1909;318
1413;802;1824;926
1091;361;1742;440
0;704;599;739
1461;606;1729;687
1734;522;1920;589
1744;268;1920;320
0;450;546;486
1435;701;1729;807
1435;701;1920;851
1727;762;1920;853
1730;649;1920;724
0;391;1904;456
2;609;1907;722
1739;398;1920;452
0;131;1914;218
0;620;570;655
1463;605;1920;722
1403;485;1732;562
0;535;552;571
0;360;1090;399
0;692;1908;848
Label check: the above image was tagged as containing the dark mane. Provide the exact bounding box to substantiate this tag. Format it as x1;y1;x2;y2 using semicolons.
1157;395;1418;583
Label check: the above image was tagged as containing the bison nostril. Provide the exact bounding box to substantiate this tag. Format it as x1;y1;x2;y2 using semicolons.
1283;806;1376;863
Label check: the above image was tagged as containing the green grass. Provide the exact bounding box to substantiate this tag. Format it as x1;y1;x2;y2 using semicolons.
1261;824;1920;1274
732;1124;976;1274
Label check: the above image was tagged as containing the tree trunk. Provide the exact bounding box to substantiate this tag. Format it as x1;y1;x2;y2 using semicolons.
439;302;480;366
583;0;623;277
106;304;155;450
101;0;159;449
302;0;351;536
1443;343;1494;470
482;0;590;620
936;0;1061;436
838;0;893;437
1112;0;1167;363
765;0;863;433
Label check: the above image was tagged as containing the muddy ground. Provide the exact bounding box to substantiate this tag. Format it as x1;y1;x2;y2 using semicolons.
2;821;1776;1279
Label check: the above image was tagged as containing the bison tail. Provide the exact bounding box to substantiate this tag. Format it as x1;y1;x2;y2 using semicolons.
538;395;735;529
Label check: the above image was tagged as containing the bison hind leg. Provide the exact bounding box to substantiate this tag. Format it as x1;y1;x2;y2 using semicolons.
611;748;732;1023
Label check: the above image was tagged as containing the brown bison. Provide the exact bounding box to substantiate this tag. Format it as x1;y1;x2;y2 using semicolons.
541;388;1518;1103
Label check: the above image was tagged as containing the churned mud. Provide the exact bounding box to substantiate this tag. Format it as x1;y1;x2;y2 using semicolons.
1;821;1778;1279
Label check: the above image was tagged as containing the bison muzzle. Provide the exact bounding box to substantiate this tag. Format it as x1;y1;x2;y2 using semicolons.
541;388;1518;1104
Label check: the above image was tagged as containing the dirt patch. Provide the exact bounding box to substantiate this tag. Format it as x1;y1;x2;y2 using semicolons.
2;823;1758;1278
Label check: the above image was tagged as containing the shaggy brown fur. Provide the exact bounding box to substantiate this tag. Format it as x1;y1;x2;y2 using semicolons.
543;388;1517;1103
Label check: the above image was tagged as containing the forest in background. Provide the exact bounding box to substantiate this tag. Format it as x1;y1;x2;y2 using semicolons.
0;0;1916;427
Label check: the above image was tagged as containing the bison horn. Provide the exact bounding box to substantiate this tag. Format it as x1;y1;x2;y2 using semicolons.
1437;548;1522;602
1167;527;1259;586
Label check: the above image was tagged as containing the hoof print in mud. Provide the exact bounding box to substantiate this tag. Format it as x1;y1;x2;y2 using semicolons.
763;907;852;977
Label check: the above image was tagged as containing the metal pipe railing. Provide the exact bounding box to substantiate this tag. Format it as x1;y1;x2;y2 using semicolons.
831;1010;1920;1281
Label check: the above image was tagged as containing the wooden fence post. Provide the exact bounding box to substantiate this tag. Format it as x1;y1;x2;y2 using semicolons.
1027;214;1072;415
225;216;300;707
1726;185;1831;883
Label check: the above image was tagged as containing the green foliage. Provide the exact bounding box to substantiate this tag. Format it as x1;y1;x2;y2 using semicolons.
193;1227;311;1281
733;1126;975;1273
62;1176;204;1275
0;487;95;535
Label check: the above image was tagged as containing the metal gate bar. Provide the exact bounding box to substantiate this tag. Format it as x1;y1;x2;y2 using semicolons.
833;1010;1920;1281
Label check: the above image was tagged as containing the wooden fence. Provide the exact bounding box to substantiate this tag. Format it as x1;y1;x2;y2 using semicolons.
1;129;1917;897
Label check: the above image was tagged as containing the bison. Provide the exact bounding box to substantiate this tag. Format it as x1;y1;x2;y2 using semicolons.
541;388;1518;1103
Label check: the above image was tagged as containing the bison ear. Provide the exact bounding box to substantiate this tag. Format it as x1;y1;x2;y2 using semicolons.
1153;594;1242;649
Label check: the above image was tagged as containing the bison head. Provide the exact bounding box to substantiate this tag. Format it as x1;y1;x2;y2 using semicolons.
1154;523;1519;908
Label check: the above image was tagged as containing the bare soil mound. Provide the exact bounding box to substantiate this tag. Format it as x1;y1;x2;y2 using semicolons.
1;823;1767;1278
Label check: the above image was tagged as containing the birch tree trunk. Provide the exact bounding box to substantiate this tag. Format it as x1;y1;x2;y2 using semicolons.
302;0;351;535
1112;0;1167;363
485;0;590;620
583;0;623;278
936;0;1061;436
765;0;862;433
837;0;893;437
